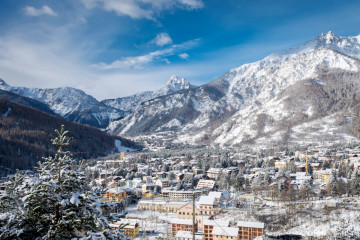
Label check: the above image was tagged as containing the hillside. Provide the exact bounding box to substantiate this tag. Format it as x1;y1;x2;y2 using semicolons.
0;98;137;176
107;32;360;147
0;89;57;116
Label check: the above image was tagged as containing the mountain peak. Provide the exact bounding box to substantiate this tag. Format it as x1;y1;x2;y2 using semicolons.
0;79;9;87
268;31;360;60
316;31;340;44
158;75;195;95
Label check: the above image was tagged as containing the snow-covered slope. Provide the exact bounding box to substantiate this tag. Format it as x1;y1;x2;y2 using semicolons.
101;75;195;112
108;31;360;146
0;80;126;128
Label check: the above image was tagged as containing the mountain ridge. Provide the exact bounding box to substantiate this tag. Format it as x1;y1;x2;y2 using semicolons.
0;82;126;128
107;32;360;147
101;75;195;113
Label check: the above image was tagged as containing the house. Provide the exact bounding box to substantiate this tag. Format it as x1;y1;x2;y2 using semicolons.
326;197;340;208
208;192;222;203
110;219;139;238
212;227;239;240
103;188;126;202
275;160;288;169
198;196;220;215
197;180;216;190
171;218;197;236
237;221;265;240
177;203;200;219
141;183;156;193
207;168;222;179
204;220;230;240
176;202;210;229
155;178;170;189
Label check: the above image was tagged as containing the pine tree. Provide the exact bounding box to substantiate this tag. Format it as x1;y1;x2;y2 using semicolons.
331;219;360;240
0;125;126;240
350;169;360;195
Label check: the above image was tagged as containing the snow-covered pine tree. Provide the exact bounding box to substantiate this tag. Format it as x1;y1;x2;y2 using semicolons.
0;125;126;240
351;169;360;195
331;218;360;240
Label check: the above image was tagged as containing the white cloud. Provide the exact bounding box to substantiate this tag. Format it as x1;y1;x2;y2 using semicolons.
177;0;204;9
93;39;199;70
80;0;204;20
151;33;173;46
24;5;58;17
179;53;189;59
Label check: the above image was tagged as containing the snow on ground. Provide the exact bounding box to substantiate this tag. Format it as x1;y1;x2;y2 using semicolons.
115;139;135;152
2;107;11;117
125;204;176;240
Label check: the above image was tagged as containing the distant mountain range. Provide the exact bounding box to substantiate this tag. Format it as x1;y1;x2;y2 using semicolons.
0;79;125;128
1;31;360;148
101;75;195;112
0;75;194;128
107;31;360;147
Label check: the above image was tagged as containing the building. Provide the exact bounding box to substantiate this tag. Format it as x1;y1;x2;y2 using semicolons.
198;196;220;215
155;178;170;189
137;200;187;213
171;218;197;236
237;221;264;240
204;220;229;240
110;220;139;238
175;231;203;240
142;183;157;195
176;202;210;229
177;203;200;219
197;180;216;190
207;168;222;179
162;189;202;200
120;152;126;160
212;227;239;240
274;160;288;168
104;188;126;202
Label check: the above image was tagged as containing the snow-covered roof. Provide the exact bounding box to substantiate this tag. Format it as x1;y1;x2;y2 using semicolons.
175;231;202;240
171;218;194;225
208;191;222;199
198;196;216;205
204;220;229;227
237;221;264;229
212;227;239;237
107;188;125;194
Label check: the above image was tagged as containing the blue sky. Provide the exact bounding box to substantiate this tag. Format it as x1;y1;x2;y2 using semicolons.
0;0;360;100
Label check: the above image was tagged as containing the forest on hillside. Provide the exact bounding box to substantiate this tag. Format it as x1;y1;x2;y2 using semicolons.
0;98;139;176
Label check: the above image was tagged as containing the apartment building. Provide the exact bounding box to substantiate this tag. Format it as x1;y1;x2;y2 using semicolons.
237;221;265;240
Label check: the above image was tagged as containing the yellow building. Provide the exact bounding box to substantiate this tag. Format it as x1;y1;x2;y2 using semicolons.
122;224;140;238
275;160;288;168
120;152;126;160
110;220;139;238
143;191;156;198
104;188;126;202
322;173;331;183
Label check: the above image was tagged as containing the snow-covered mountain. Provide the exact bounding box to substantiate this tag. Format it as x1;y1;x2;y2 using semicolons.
107;31;360;147
101;75;195;112
0;80;126;128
